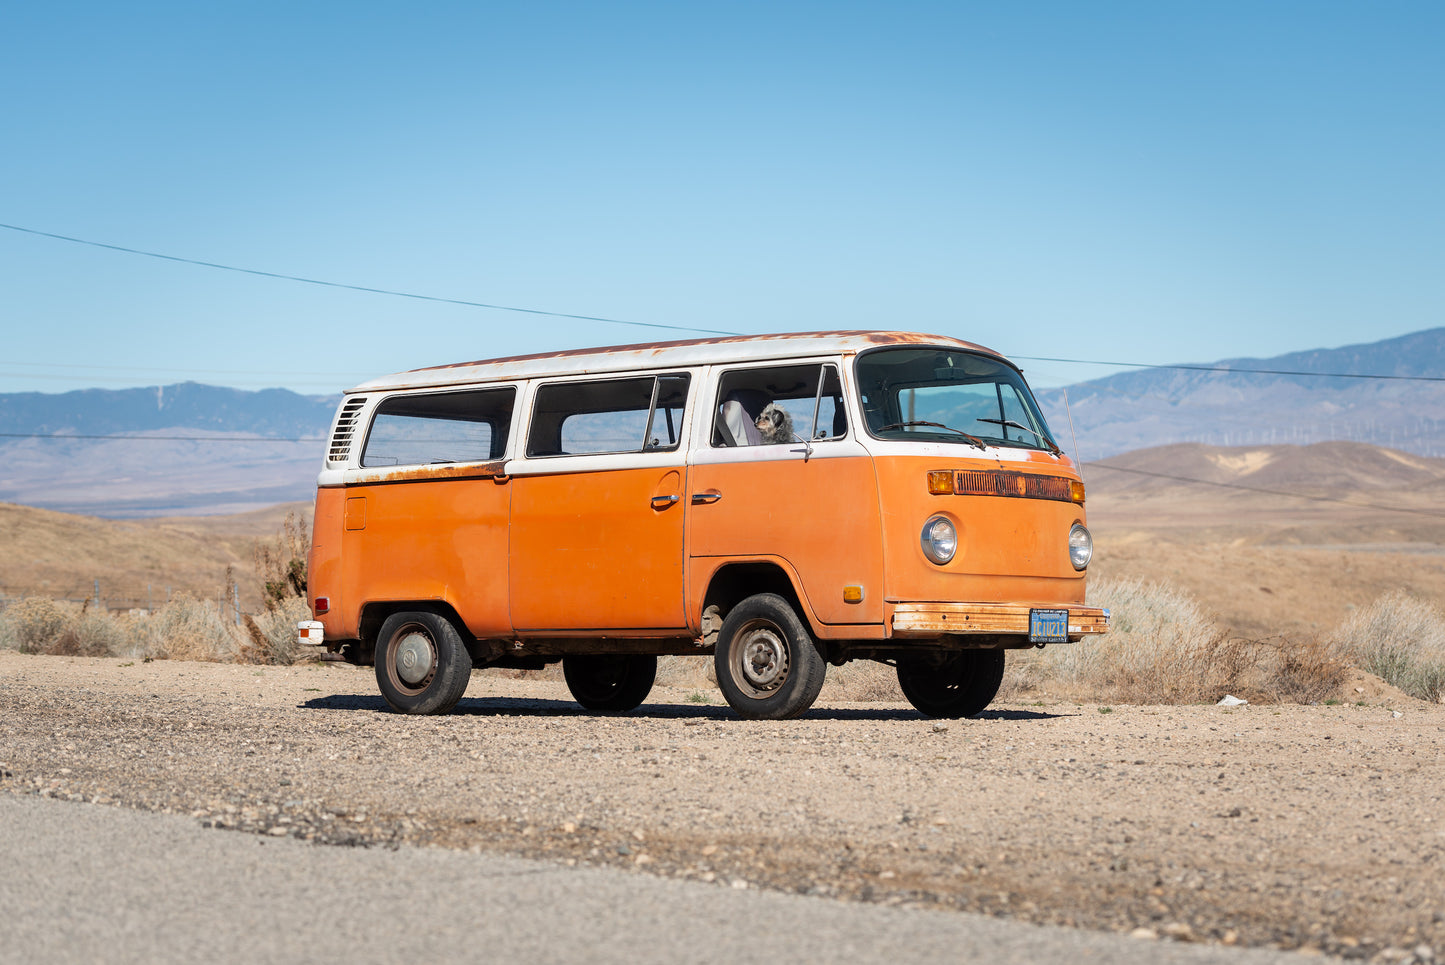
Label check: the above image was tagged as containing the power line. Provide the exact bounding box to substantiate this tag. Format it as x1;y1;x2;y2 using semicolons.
4;221;1440;383
0;432;321;443
0;222;743;338
1086;462;1445;519
1014;355;1445;384
1;359;354;377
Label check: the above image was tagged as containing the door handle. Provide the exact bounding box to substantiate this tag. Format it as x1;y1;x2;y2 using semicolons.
650;494;680;509
690;492;722;505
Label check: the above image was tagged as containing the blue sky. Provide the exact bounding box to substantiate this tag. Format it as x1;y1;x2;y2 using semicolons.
2;1;1442;394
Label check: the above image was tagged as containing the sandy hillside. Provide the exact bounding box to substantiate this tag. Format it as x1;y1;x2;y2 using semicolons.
1086;442;1445;638
0;500;311;611
4;440;1444;642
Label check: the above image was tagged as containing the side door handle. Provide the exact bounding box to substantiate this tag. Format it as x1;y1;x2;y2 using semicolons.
650;494;680;509
690;492;722;505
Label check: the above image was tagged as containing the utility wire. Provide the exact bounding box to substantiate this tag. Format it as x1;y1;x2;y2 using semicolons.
0;432;321;443
8;222;1442;383
0;222;743;337
1014;355;1445;383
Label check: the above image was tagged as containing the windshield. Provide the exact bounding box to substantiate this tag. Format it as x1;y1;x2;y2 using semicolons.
855;348;1059;452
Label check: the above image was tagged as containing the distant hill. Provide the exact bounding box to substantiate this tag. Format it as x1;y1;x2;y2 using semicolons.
2;327;1442;516
1090;440;1445;498
0;383;335;517
0;382;336;436
1036;328;1445;460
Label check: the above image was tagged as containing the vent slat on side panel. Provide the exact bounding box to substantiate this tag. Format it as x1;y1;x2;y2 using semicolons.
327;397;367;464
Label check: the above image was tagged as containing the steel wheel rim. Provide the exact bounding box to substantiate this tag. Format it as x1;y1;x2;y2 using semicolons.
388;624;437;695
732;620;790;697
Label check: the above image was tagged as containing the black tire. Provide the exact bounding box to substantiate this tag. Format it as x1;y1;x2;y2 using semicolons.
562;654;657;712
714;593;826;720
896;649;1005;719
374;611;472;715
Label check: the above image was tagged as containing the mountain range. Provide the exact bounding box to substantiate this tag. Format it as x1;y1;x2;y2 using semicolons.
0;329;1441;516
1034;327;1445;460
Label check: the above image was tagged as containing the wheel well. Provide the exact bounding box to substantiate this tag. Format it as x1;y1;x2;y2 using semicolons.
359;601;471;649
702;562;812;633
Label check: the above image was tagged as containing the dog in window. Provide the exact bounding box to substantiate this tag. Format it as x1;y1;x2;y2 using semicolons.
756;403;794;445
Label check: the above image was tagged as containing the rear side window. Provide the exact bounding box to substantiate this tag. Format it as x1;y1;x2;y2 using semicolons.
527;374;690;457
360;387;516;468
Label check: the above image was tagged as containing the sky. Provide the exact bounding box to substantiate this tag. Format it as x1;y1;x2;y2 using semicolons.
2;1;1442;396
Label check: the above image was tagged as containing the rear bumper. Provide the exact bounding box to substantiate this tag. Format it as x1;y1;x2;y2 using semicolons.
890;603;1110;642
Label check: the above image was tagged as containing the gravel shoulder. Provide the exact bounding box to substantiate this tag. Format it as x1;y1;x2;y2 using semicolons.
2;652;1442;961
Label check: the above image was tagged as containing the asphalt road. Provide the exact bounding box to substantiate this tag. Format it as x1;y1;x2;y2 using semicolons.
1;796;1311;965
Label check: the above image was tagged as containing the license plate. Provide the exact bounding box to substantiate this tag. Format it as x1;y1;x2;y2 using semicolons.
1029;609;1068;643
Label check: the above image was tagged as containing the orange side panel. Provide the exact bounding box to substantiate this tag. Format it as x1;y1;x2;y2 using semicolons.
510;467;687;631
338;477;512;639
309;488;348;637
687;455;884;626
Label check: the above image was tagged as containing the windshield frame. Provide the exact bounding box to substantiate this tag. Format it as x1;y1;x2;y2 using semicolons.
853;346;1060;453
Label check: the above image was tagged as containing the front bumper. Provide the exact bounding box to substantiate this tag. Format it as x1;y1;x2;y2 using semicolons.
890;603;1110;642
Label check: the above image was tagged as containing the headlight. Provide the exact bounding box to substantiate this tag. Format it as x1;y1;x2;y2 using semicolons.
1069;523;1093;570
921;515;957;565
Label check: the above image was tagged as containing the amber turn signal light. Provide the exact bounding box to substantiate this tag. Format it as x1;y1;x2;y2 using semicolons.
927;470;954;494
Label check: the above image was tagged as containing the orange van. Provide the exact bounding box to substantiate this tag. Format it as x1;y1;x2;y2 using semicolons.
298;331;1108;719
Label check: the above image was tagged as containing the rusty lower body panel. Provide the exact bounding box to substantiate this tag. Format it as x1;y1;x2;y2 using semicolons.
890;602;1110;643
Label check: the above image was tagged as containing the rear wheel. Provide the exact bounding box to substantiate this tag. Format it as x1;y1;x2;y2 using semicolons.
896;649;1005;719
562;654;657;712
374;611;472;715
714;593;826;720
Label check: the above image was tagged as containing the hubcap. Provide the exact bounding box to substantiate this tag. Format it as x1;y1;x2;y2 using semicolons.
394;630;435;685
738;625;788;692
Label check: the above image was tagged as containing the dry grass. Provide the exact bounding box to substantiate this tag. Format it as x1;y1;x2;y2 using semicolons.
144;597;242;662
999;577;1348;705
654;654;712;690
1328;591;1445;703
253;510;310;612
3;574;1427;705
0;595;248;662
823;659;903;702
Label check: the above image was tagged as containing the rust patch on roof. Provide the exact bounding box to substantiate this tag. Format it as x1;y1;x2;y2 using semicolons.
406;331;994;376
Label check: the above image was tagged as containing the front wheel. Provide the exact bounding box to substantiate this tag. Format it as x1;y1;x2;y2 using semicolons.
374;611;472;715
714;593;826;720
896;649;1005;718
562;654;657;712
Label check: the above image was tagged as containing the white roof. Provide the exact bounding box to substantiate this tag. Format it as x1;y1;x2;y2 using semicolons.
350;330;1007;394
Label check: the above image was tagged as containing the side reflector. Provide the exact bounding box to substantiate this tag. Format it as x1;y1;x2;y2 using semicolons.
927;471;955;495
843;585;865;604
314;596;330;615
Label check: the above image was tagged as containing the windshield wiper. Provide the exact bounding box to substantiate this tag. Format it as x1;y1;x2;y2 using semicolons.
877;420;987;451
976;418;1062;455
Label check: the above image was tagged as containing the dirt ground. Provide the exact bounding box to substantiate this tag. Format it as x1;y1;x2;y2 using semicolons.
3;652;1442;961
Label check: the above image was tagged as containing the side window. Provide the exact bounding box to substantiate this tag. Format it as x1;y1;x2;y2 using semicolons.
713;363;845;447
360;387;515;468
526;374;690;457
